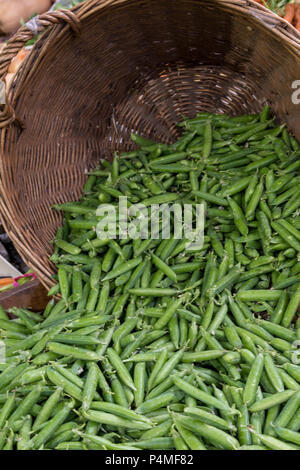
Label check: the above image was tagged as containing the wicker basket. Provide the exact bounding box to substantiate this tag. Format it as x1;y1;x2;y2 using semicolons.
0;0;300;289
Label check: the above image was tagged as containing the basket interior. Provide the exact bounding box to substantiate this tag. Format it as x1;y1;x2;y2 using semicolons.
2;0;300;287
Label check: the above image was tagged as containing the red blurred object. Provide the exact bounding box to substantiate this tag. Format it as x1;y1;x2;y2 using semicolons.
12;272;37;287
284;2;296;23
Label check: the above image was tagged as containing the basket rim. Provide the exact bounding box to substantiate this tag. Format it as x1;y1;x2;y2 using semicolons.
1;0;300;289
2;0;300;125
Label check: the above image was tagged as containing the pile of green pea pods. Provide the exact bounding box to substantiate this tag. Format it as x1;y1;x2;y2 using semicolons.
1;107;300;450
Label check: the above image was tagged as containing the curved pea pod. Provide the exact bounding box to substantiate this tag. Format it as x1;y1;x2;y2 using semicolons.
257;320;296;342
174;419;207;450
282;363;300;383
32;387;63;432
264;354;284;393
281;284;300;328
89;259;102;291
243;353;264;406
16;415;33;450
7;386;42;427
222;176;252;197
127;437;174;450
95;280;110;315
270;292;289;324
82;363;99;412
177;307;202;325
47;342;101;362
262;402;280;438
245;154;278;172
201;300;215;330
278;369;299;391
106;347;136;391
154;297;184;330
223;352;241;365
0;318;27;335
33;400;74;450
249;430;295;450
274;426;300;446
245;179;264;220
270;338;293;352
151;148;186;163
173;414;240;450
237;405;252;446
224;326;243;349
173;376;237;414
152;349;185;388
201;253;217;300
129;288;178;297
202;120;212;159
0;394;15;430
71;269;83;303
55;239;81;256
89;401;151;426
82;409;152;431
2;429;14;450
184;406;236;432
102;257;143;282
249;390;296;413
236;290;282;302
47;367;82;401
146;349;168;393
136;389;183;414
206;303;228;333
132;362;147;409
151;254;177;282
227;295;247;328
249;256;274;271
272;221;300;253
182;350;226;363
80;432;139;450
282;190;300;217
288;409;300;432
207;267;242;298
192;190;228;207
274;390;300;428
227;197;248;236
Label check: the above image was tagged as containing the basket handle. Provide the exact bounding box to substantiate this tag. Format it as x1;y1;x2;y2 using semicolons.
0;9;81;128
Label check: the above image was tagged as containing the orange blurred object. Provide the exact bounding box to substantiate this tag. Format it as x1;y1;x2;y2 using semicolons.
8;48;30;74
284;2;296;22
282;1;300;32
0;0;52;35
5;48;30;89
294;3;300;30
0;278;13;287
5;73;14;89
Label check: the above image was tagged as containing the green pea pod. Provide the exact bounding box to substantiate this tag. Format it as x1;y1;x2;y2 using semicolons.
106;348;136;391
281;284;300;328
249;430;295;450
249;390;296;413
174;414;239;450
33;400;73;450
243;353;264;406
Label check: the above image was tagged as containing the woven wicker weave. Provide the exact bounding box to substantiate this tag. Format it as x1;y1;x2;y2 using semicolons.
0;0;300;289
